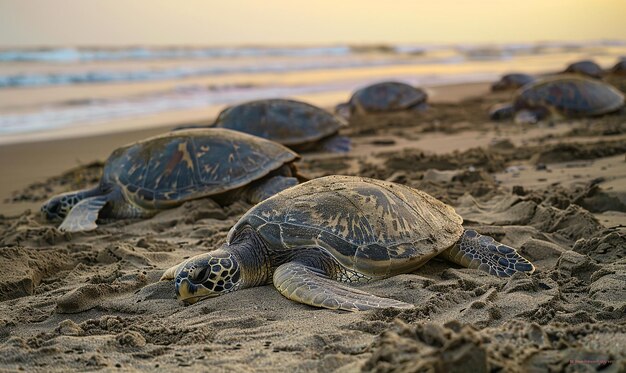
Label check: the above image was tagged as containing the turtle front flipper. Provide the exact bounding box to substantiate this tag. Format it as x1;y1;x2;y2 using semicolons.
246;176;298;204
273;262;413;311
58;195;109;232
440;229;535;277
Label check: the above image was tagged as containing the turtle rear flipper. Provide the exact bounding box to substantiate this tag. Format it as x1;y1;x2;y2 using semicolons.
440;229;535;277
273;262;413;311
58;195;109;233
246;176;298;204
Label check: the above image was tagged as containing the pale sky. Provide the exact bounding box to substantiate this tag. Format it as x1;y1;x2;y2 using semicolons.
1;0;625;47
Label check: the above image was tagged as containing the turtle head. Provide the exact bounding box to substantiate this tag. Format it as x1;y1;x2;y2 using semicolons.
174;250;241;304
41;191;83;221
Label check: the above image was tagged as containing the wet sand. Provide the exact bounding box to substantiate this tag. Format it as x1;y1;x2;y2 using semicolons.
0;79;625;372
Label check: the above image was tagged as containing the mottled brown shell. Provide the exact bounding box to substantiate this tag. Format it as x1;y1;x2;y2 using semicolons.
102;128;298;208
229;175;463;277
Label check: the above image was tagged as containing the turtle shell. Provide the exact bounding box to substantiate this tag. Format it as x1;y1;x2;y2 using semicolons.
228;175;463;278
564;60;603;79
350;82;427;113
102;128;299;209
491;73;535;91
213;99;344;147
514;75;624;117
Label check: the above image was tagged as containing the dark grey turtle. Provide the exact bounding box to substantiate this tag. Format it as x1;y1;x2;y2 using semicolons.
41;129;300;233
161;175;535;311
335;81;428;119
490;75;624;123
175;99;350;153
563;60;604;79
491;73;535;91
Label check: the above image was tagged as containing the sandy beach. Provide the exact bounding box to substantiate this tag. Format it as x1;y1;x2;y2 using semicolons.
0;77;625;372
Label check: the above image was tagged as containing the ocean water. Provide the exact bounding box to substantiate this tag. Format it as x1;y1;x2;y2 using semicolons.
0;41;624;139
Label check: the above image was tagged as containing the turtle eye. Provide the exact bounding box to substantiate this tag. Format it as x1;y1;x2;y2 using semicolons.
190;267;210;285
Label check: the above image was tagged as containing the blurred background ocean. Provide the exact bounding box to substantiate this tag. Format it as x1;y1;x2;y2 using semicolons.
1;0;625;142
2;41;625;138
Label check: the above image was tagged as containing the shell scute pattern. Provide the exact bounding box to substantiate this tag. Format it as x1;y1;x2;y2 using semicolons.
102;129;298;208
104;137;201;208
278;224;323;248
233;176;464;276
316;231;360;258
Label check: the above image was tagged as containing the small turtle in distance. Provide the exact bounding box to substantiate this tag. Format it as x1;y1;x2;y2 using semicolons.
489;75;624;123
41;129;301;233
175;99;350;153
563;60;604;79
335;81;428;120
491;73;535;91
161;175;535;311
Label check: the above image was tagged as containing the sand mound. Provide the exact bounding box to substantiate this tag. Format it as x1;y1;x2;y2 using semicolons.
363;320;624;372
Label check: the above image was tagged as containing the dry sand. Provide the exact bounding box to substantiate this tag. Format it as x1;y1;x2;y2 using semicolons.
0;79;625;372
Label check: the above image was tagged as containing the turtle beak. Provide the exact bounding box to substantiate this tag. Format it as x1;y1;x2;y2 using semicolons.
175;278;218;304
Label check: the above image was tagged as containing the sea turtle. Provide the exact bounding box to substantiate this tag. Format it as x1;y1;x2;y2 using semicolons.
489;75;624;123
175;99;350;153
491;73;535;91
335;81;428;119
161;175;535;311
563;60;604;79
41;129;301;233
